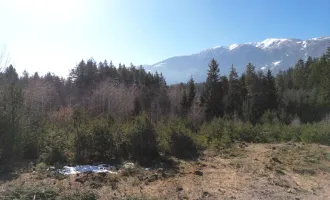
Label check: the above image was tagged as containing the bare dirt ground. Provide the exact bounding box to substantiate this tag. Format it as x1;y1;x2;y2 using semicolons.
1;143;330;200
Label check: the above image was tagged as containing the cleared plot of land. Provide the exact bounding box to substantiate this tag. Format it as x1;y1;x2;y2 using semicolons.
1;143;330;200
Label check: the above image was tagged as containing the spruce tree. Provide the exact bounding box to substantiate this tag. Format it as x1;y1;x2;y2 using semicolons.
265;69;278;111
305;56;313;68
200;59;224;121
293;59;308;89
326;44;330;60
187;76;196;109
244;63;258;123
225;65;241;116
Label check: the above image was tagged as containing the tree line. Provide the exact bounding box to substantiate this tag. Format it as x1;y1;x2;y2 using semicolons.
0;46;330;166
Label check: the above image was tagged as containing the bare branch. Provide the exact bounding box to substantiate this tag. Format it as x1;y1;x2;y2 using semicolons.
0;45;11;71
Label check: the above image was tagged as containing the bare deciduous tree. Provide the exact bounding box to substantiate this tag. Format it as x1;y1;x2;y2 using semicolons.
88;79;139;120
0;45;11;71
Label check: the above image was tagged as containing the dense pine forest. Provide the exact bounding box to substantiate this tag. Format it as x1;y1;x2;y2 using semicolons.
1;46;330;167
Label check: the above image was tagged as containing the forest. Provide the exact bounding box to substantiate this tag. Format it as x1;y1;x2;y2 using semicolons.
0;46;330;167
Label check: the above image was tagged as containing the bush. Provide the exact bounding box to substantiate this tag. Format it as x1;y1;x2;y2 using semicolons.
121;113;159;165
89;120;117;162
38;127;68;165
300;123;330;145
156;118;199;159
197;118;233;150
260;110;280;124
35;162;47;171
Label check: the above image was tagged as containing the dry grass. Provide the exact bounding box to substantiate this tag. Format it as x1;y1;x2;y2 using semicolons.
1;143;330;200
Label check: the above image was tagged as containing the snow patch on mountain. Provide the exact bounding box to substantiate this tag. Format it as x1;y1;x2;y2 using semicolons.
229;44;239;51
272;61;282;66
302;41;308;48
256;38;287;49
213;45;223;49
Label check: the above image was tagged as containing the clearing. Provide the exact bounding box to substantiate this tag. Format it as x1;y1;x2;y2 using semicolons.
1;142;330;200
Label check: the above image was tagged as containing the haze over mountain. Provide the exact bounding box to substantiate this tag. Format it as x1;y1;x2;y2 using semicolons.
145;36;330;84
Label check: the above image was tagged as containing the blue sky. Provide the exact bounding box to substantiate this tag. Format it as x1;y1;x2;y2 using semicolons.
0;0;329;77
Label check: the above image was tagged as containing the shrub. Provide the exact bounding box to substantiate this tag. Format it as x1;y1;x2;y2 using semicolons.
300;123;330;145
260;110;280;124
156;118;199;158
35;162;47;171
121;113;159;165
198;118;233;150
38;127;68;165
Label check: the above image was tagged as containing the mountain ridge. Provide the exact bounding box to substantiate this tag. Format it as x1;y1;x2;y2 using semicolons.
145;36;330;84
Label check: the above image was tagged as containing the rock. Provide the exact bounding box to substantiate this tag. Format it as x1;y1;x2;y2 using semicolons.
202;191;210;197
194;170;203;176
239;142;248;148
218;188;225;194
271;157;282;164
275;169;285;175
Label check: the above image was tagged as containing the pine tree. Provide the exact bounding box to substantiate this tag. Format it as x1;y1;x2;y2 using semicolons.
5;65;18;84
187;76;196;109
244;63;258;123
200;59;224;121
305;56;313;68
225;65;241;116
245;63;257;96
265;69;278;111
326;44;330;60
293;59;308;89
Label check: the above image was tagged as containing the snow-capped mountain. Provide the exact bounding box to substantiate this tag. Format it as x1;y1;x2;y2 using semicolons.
145;36;330;84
